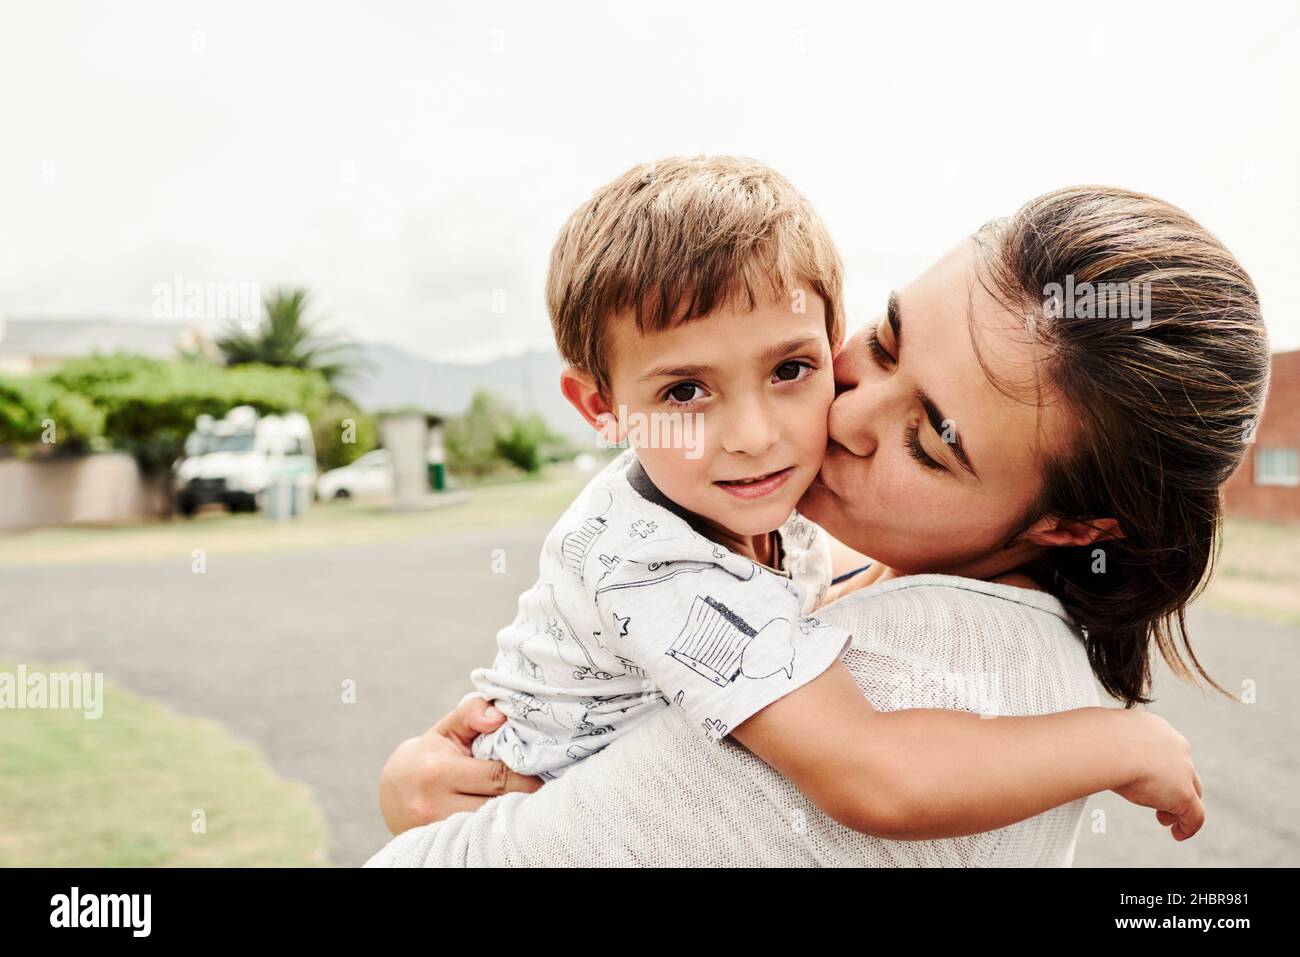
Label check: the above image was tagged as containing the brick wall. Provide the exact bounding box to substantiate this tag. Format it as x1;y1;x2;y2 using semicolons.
1223;350;1300;522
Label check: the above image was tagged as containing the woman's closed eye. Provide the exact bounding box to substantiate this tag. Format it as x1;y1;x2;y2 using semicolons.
867;328;894;367
904;422;946;472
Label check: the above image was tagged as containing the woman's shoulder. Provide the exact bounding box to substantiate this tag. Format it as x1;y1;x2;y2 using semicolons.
826;571;1074;625
819;573;1100;713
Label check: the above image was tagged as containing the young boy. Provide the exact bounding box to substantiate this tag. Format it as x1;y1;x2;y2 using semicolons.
469;156;1200;838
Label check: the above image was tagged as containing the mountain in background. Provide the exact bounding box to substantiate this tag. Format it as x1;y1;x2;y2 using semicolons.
346;342;591;443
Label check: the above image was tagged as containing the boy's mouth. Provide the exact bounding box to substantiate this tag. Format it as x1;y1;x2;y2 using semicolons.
714;466;795;500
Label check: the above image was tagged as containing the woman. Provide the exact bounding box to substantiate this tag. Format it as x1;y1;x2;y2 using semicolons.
368;186;1269;866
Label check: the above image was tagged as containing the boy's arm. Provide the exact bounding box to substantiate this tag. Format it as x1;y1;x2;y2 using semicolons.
731;660;1204;841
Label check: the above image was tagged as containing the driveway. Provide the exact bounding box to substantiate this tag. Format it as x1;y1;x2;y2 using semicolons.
2;525;1295;866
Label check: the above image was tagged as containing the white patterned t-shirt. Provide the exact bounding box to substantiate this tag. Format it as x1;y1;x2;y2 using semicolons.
470;449;852;779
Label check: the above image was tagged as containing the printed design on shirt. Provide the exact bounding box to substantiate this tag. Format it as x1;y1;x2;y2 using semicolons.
627;519;658;539
512;650;544;682
782;513;817;550
594;556;753;599
565;742;609;763
522;582;623;682
702;717;729;737
593;553;621;587
496;724;529;770
609;612;631;640
506;689;559;726
572;712;615;740
580;693;641;717
666;595;797;687
560;488;613;581
614;655;646;678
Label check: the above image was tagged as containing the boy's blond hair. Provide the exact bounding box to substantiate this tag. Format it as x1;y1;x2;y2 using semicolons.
546;155;845;396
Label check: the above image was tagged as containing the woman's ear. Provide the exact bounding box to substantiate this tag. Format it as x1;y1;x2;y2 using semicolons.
1023;515;1125;549
559;367;617;440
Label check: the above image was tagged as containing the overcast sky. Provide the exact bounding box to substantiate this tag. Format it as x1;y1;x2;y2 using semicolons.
2;0;1297;361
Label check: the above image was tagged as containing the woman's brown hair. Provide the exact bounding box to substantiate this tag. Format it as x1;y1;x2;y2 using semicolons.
978;186;1270;706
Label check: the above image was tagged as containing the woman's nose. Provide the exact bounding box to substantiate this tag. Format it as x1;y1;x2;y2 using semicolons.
829;331;880;458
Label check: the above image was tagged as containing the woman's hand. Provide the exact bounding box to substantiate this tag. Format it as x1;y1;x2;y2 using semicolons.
1111;710;1205;841
379;694;545;835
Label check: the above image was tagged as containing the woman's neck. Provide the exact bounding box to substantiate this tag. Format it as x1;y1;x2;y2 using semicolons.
822;562;898;605
820;559;1045;608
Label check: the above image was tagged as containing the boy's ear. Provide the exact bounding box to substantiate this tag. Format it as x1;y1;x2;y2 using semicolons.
1023;515;1124;549
559;366;616;435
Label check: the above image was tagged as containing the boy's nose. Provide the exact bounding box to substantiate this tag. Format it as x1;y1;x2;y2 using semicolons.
720;396;779;457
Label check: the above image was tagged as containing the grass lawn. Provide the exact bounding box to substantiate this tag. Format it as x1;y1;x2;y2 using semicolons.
1199;516;1300;626
0;657;331;867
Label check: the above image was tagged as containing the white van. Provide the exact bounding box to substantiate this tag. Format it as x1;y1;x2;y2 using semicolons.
174;405;317;516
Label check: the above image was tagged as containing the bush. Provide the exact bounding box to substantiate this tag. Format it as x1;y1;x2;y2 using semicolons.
494;416;550;473
443;391;512;478
444;389;570;478
312;397;379;472
0;375;105;452
49;353;330;473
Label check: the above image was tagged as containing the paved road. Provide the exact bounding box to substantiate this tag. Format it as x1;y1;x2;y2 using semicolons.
2;525;1296;867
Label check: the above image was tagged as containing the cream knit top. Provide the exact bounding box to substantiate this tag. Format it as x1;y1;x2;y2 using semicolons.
366;574;1101;867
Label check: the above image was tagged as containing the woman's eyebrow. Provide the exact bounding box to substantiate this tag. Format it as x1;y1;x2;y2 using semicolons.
888;291;902;350
915;386;979;478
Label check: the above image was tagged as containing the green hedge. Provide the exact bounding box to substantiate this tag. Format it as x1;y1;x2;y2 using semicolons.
1;353;330;474
0;376;104;450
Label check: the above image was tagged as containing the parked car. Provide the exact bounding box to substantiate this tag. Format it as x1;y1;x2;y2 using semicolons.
174;405;317;516
316;449;393;501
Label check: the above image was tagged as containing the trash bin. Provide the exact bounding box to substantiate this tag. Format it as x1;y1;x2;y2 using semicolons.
264;477;289;520
264;475;309;520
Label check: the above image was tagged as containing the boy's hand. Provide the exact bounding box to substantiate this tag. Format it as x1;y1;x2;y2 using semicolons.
1110;711;1205;841
378;693;544;835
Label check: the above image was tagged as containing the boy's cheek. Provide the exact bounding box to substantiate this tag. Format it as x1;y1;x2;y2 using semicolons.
635;444;711;496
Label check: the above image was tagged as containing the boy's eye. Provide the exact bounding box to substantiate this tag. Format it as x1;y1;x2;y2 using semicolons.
773;360;810;382
665;382;703;404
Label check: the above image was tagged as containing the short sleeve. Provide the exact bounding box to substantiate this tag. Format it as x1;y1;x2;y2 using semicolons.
592;537;852;742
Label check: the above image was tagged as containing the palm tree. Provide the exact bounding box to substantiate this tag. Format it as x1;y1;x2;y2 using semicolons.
217;287;371;398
